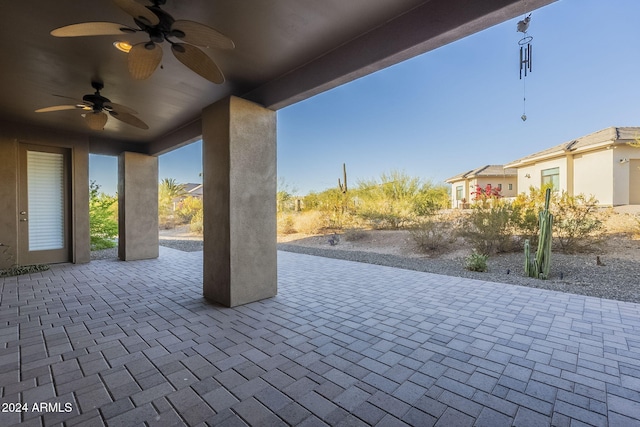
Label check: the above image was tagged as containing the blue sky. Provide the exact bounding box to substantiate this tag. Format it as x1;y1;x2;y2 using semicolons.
90;0;640;195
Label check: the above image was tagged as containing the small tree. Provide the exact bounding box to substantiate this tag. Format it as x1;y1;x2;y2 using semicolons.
158;178;187;228
89;181;118;250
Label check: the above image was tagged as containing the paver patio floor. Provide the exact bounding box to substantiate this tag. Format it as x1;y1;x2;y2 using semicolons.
1;248;639;426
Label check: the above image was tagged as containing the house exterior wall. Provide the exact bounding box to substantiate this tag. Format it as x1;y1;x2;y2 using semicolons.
449;179;470;208
449;175;517;207
611;144;640;205
0;120;90;268
474;176;518;199
573;149;613;205
516;157;568;195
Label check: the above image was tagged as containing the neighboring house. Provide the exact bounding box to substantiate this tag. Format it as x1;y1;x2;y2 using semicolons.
182;183;203;199
446;165;518;208
504;127;640;206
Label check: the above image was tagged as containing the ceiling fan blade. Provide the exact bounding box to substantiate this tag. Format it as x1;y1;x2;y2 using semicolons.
109;111;149;130
35;105;81;113
104;102;138;115
128;42;163;80
84;112;109;130
171;43;224;84
51;22;134;37
113;0;160;26
171;20;235;50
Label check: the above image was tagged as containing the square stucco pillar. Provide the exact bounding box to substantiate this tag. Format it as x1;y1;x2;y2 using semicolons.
202;96;277;307
118;152;159;261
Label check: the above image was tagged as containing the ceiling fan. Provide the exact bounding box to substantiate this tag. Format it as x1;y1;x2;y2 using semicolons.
35;81;149;131
50;0;234;84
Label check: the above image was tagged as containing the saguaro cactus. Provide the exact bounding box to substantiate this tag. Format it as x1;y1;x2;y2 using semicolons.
338;163;348;194
338;163;348;214
524;188;553;279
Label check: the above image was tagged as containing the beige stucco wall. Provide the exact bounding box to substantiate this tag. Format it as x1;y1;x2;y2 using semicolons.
516;157;568;195
573;149;613;205
475;177;518;198
0;121;90;267
449;179;468;207
450;175;517;207
611;145;640;205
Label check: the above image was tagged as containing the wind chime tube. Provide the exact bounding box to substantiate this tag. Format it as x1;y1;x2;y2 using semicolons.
528;44;532;73
520;46;523;79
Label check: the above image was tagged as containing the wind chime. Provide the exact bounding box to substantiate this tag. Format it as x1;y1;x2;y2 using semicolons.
518;13;533;121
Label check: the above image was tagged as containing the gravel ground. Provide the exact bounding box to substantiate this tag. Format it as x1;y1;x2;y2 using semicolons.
92;238;640;304
278;244;640;304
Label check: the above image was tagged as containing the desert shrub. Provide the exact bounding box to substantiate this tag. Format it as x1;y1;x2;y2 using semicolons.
457;201;519;255
190;208;203;234
412;183;451;215
359;207;412;229
410;216;454;253
510;185;556;246
343;227;367;241
277;213;297;235
634;215;640;238
553;192;605;253
176;196;203;223
89;181;118;250
294;211;328;234
158;178;186;229
465;251;488;272
356;171;422;229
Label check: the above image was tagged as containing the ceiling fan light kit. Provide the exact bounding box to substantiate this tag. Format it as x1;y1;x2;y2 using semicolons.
35;81;149;131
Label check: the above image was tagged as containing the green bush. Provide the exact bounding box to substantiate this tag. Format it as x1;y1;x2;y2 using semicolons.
89;181;118;250
510;185;556;246
457;201;519;255
190;208;203;234
465;251;488;272
553;192;605;253
410;216;454;253
176;196;203;223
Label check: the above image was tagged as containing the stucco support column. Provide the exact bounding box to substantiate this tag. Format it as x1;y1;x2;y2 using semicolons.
118;152;159;261
202;96;277;307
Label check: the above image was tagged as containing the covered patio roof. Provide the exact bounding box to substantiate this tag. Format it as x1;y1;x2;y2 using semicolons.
2;0;555;155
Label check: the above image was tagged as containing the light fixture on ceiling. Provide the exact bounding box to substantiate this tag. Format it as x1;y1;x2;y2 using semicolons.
113;41;133;53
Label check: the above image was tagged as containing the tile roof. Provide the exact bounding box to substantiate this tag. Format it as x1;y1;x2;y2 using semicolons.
445;165;517;183
505;126;640;167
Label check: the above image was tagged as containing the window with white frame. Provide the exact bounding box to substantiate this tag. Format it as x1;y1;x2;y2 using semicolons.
541;167;560;191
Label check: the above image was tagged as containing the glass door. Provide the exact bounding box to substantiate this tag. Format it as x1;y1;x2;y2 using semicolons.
19;144;70;265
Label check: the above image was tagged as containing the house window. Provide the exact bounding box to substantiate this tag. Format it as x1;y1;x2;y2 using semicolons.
541;167;560;191
497;184;502;190
508;183;513;191
456;186;463;200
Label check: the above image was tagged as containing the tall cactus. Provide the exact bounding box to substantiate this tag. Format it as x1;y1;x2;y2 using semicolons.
524;188;553;279
338;163;348;214
338;163;348;194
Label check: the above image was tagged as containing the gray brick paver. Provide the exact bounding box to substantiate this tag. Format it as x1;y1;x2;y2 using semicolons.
2;249;640;426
